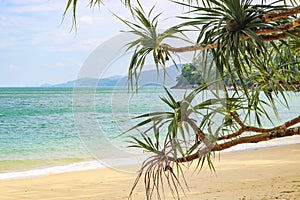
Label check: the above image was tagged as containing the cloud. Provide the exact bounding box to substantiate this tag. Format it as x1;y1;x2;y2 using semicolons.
1;0;65;13
80;15;94;24
7;64;22;72
0;0;187;86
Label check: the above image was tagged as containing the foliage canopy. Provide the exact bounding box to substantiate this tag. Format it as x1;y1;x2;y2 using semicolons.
65;0;300;199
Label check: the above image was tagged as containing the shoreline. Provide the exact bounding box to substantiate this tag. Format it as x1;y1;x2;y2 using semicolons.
0;143;299;199
1;135;300;181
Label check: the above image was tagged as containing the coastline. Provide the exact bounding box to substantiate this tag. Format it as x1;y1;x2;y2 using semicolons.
1;140;300;199
1;135;300;181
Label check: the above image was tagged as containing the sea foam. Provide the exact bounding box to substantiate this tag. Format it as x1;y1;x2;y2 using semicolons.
0;155;147;181
0;136;299;181
0;160;104;181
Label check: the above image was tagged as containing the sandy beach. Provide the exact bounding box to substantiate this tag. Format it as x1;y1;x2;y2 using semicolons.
0;144;300;200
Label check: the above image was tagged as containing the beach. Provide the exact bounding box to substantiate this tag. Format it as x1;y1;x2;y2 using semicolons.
1;144;299;200
1;87;300;199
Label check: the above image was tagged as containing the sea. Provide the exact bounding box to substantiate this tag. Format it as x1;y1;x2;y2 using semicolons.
0;87;299;180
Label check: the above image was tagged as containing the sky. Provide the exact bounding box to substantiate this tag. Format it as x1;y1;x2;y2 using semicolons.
0;0;272;87
0;0;185;87
0;0;126;87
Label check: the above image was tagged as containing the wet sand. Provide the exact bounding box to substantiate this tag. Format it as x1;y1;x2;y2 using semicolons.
0;144;300;200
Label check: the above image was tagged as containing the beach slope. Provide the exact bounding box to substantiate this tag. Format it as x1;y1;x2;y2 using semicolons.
0;144;300;200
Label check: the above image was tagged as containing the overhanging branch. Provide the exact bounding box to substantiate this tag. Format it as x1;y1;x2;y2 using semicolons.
158;12;300;53
176;125;300;163
160;29;299;53
176;115;300;163
185;118;214;148
218;115;300;140
278;80;300;86
260;30;299;42
261;5;300;22
251;17;300;36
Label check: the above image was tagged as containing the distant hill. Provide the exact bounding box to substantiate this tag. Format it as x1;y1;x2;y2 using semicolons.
41;65;181;87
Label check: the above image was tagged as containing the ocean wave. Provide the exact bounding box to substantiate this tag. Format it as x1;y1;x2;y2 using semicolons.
0;160;104;181
1;136;299;181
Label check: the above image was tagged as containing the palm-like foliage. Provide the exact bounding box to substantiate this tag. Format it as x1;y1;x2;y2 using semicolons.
116;5;188;89
119;0;300;199
177;0;296;95
64;0;103;27
291;37;300;55
64;0;300;199
125;84;247;198
170;0;300;123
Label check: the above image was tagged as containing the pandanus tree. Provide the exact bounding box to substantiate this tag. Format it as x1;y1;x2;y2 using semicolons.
65;0;300;199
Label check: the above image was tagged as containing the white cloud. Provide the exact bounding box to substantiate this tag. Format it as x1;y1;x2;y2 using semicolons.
7;64;22;72
2;0;65;13
7;4;60;13
0;0;192;86
79;15;94;24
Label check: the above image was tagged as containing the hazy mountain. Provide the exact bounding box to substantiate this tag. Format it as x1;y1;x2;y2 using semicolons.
41;66;181;87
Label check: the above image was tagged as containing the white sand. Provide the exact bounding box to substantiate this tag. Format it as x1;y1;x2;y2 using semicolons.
0;144;300;200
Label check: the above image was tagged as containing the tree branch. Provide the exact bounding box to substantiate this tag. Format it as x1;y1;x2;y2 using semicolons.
177;115;300;162
284;115;300;128
176;125;300;163
185;118;214;149
159;44;216;53
230;112;246;128
261;5;300;22
278;80;300;86
160;29;299;53
159;16;300;53
259;30;299;42
218;115;300;140
252;17;300;36
214;126;300;150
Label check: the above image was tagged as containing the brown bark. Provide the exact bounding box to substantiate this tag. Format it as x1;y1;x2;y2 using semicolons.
158;11;300;53
218;115;300;140
185;118;214;148
251;18;300;36
162;6;300;163
160;29;299;53
176;125;300;163
278;80;300;86
261;5;300;22
176;115;300;163
159;44;216;52
284;115;300;128
259;30;299;42
214;126;300;150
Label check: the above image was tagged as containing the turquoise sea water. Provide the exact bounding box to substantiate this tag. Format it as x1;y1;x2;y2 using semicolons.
0;87;299;179
0;88;88;172
0;87;170;176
